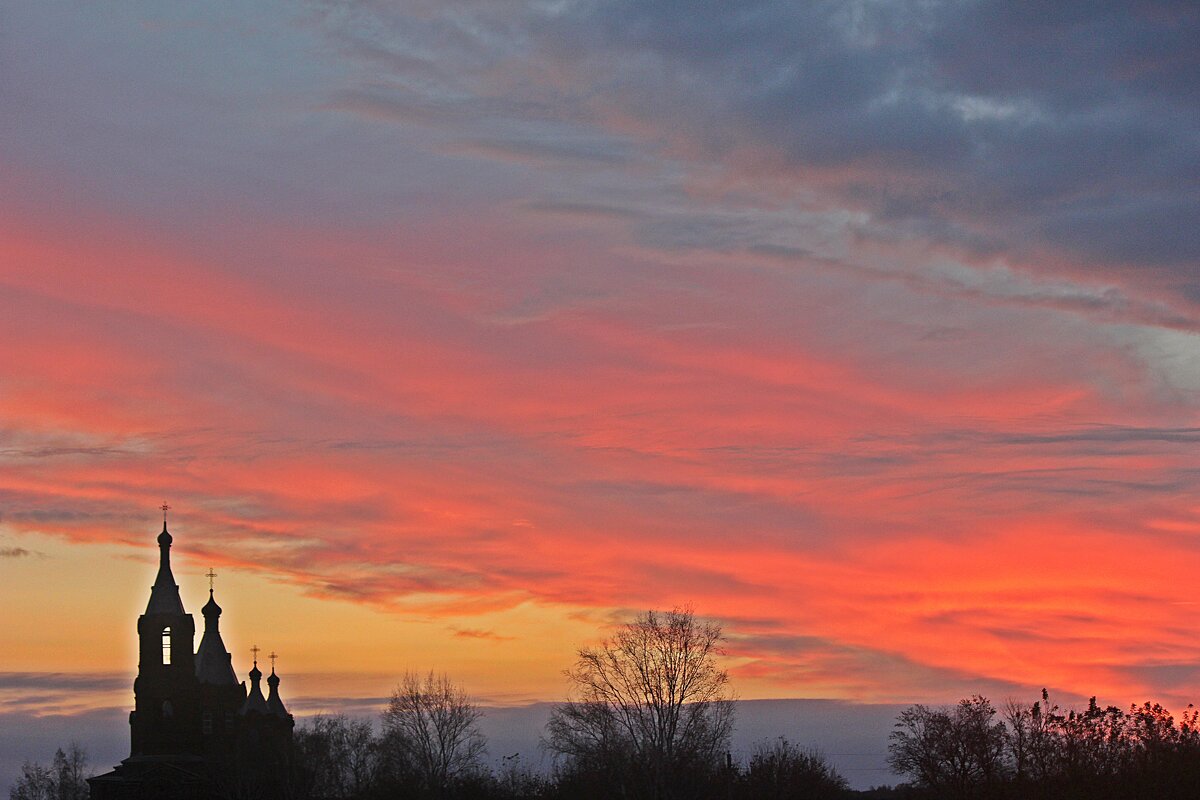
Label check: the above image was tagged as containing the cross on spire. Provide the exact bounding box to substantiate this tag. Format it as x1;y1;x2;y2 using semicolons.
250;644;260;665
269;651;278;671
205;567;217;592
160;502;171;524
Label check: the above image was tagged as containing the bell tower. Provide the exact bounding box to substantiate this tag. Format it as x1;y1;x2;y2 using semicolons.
91;508;294;799
130;508;202;756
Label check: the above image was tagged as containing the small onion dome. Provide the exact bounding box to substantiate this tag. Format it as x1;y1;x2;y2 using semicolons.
240;661;269;714
201;589;222;618
157;522;172;546
267;668;288;717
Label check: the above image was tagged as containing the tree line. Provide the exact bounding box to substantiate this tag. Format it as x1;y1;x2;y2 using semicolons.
887;690;1200;799
287;608;848;800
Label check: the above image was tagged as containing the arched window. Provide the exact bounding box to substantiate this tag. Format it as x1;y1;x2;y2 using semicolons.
162;627;171;665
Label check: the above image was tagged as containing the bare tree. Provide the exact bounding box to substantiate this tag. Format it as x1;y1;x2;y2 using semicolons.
545;608;735;800
743;737;847;800
9;761;53;800
51;744;89;800
888;696;1007;799
9;743;87;800
1003;697;1033;784
888;704;952;791
380;671;487;796
293;714;378;800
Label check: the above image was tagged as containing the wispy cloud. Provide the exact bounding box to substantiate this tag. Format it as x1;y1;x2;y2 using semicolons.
0;547;34;558
0;673;130;716
451;628;514;642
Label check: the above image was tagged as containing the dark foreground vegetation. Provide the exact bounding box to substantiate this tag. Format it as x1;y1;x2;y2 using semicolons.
11;610;1200;800
886;690;1200;800
291;715;850;800
8;744;89;800
279;688;1200;800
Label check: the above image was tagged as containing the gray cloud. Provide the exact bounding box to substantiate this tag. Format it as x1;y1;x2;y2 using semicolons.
1115;663;1200;694
304;0;1200;313
0;672;129;694
725;630;1043;703
522;1;1200;279
448;135;632;166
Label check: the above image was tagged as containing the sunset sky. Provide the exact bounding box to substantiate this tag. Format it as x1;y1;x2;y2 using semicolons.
3;0;1200;738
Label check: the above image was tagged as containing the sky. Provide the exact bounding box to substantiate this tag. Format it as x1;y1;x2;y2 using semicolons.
2;0;1200;757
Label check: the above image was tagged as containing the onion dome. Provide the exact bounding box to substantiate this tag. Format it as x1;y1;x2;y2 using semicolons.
195;590;238;686
201;590;222;618
266;666;288;718
240;659;269;715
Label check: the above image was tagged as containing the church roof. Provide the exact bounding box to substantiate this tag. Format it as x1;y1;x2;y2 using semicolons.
266;667;289;717
145;522;186;616
240;662;270;715
195;590;239;686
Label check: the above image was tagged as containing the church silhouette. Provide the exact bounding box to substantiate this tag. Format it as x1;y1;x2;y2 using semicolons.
88;516;295;799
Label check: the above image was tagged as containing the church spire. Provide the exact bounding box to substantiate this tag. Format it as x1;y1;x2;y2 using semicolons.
195;569;239;686
145;506;185;616
240;647;269;715
266;652;289;718
131;505;197;759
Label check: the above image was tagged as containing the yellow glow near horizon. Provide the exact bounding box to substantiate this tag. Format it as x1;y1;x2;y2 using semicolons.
2;526;608;712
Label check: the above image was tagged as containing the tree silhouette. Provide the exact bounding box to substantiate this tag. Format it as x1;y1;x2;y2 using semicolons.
742;737;847;800
545;608;735;800
380;670;488;797
890;690;1200;800
887;696;1005;799
9;743;88;800
293;713;378;800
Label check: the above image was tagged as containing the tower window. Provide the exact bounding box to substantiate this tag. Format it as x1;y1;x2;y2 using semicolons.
162;627;171;665
202;711;213;735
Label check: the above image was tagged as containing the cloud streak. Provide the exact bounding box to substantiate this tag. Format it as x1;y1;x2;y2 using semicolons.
0;547;34;558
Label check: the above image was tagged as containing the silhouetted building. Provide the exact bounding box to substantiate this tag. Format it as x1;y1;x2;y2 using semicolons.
88;520;295;799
